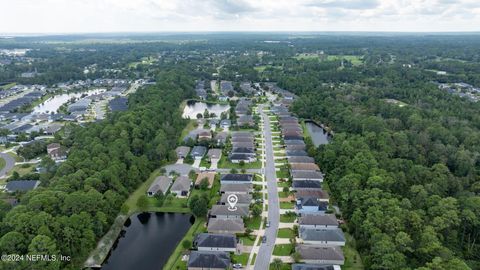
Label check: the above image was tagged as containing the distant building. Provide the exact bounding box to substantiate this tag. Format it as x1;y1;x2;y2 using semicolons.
5;180;40;193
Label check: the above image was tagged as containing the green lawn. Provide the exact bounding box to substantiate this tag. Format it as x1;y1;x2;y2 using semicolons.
0;82;16;90
280;213;297;223
272;244;294;256
179;119;197;143
231;253;249;265
326;55;363;66
269;262;291;270
279;202;295;209
123;169;162;214
0;157;6;171
277;228;295;238
277;181;291;188
343;232;365;270
217;155;262;169
294;53;321;60
163;218;206;270
278;192;290;198
245;216;262;230
238;235;256;246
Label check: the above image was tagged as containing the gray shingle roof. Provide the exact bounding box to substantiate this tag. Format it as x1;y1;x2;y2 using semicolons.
5;180;40;192
293;180;322;189
292;264;337;270
210;205;249;217
207;218;245;233
170;176;191;192
221;174;253;182
299;228;345;242
194;233;237;249
299;214;338;227
147;176;172;195
188;251;230;269
296;245;344;261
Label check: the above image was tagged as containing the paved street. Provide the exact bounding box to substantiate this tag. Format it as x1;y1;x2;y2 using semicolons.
254;105;279;270
0;152;15;178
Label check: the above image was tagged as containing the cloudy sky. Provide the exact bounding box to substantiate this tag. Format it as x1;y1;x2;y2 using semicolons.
1;0;480;33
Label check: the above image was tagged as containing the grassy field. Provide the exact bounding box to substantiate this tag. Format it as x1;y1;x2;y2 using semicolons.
277;181;290;188
163;218;206;270
343;232;365;270
179;119;197;143
294;53;322;60
279;202;295;209
280;213;296;223
278;191;290;198
272;244;294;256
8;163;35;177
245;216;262;230
277;228;295;238
0;82;16;90
327;55;363;66
254;65;283;72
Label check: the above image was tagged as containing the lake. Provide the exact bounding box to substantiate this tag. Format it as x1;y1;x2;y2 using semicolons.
305;121;331;147
101;212;194;270
32;89;105;114
182;100;230;119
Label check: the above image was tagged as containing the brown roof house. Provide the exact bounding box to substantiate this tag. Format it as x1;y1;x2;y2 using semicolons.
46;143;67;161
195;172;216;188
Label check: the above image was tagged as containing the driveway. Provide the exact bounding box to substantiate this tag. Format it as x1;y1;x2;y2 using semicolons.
163;164;196;176
192;159;201;168
0;152;15;178
254;104;280;270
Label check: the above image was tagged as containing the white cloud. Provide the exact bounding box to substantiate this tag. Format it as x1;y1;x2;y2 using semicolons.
0;0;479;33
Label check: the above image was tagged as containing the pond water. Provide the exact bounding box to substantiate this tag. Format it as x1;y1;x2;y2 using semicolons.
101;212;194;270
305;121;331;147
182;100;230;119
31;89;105;114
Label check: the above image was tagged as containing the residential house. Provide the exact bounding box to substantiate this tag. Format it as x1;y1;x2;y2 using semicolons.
170;176;192;198
194;233;237;252
232;141;255;149
231;131;252;138
191;146;207;160
219;193;252;206
286;150;309;157
296;190;330;202
296;245;345;265
299;214;339;230
210;205;249;219
296;197;328;215
220;174;253;185
215;132;228;145
299;228;346;246
147;176;172;196
207;218;245;234
291;264;341;270
292;180;322;191
187;251;230;270
195;172;216;188
292;171;324;182
4;180;40;193
229;153;256;163
286;145;306;151
231;136;253;143
220;119;231;129
198;131;212;141
176;146;191;159
207;149;222;161
220;183;252;195
288;156;315;164
237;115;254;126
290;163;320;172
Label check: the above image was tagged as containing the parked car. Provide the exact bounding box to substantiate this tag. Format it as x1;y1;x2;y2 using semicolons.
266;221;270;228
262;235;267;243
233;263;242;269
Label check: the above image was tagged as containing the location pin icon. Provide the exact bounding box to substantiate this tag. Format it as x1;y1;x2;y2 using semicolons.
227;194;238;211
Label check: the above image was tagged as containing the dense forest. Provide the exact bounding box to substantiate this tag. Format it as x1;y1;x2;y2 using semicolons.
283;58;480;269
0;63;195;269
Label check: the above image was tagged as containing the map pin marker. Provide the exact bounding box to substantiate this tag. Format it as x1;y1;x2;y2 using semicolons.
227;194;238;211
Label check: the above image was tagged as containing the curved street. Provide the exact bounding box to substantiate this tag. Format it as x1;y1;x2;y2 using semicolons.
0;152;16;178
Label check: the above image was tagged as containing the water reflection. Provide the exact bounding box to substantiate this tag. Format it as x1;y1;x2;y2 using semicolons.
305;121;331;147
182;100;230;119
